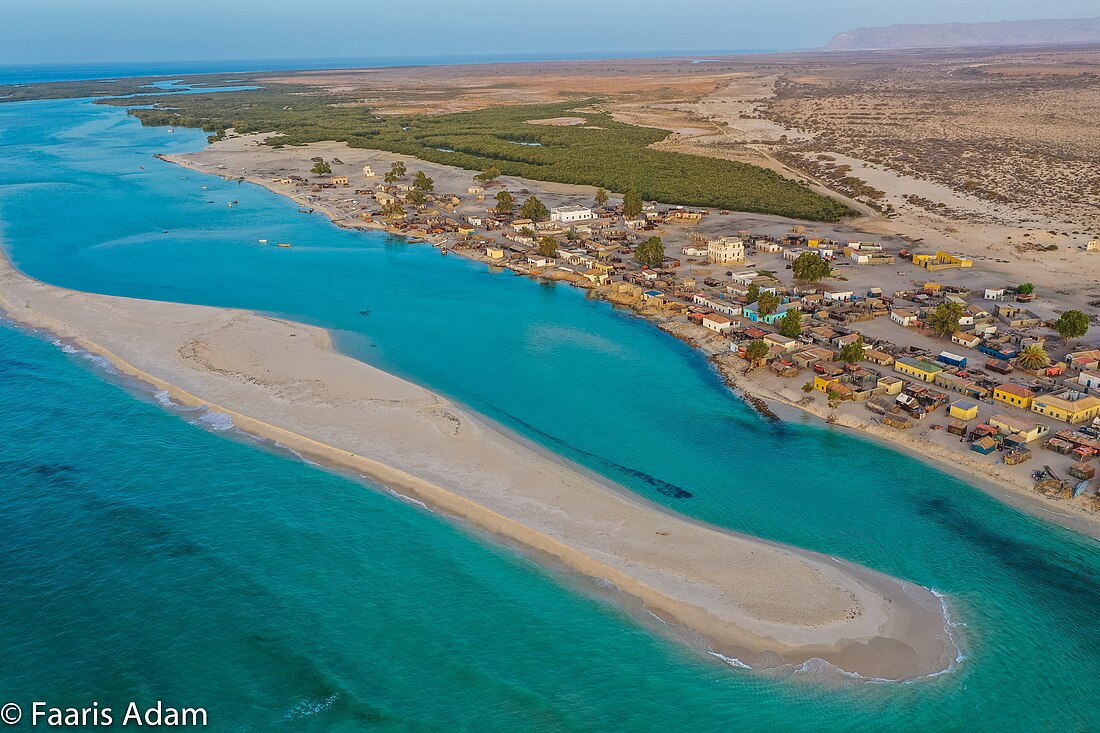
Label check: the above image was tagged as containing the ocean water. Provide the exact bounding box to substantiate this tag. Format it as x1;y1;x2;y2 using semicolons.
0;95;1098;730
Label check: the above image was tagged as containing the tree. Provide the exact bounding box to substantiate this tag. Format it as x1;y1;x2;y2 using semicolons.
1016;344;1051;371
520;196;549;221
518;227;536;239
635;236;664;268
801;381;815;394
778;308;802;338
384;161;407;184
406;190;426;207
537;236;558;257
310;159;331;175
380;201;406;219
1053;310;1089;341
474;167;501;183
412;171;434;192
928;301;964;336
495;190;514;213
757;291;781;317
1017;282;1035;295
838;335;865;364
791;252;831;282
623;189;643;219
595;187;608;207
744;340;769;363
745;283;760;305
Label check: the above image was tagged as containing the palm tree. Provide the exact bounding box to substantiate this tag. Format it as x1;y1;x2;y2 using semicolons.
1016;344;1051;371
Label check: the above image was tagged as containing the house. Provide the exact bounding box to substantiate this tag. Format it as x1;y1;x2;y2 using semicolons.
952;331;982;348
331;175;350;186
864;348;894;366
988;414;1050;443
707;236;745;264
823;288;855;302
527;254;554;268
582;268;610;285
949;400;980;420
790;345;836;369
702;314;735;333
362;165;376;177
935;372;989;399
742;300;798;325
891;309;918;327
1087;239;1099;252
467;186;485;194
984;288;1007;300
895;357;943;382
971;436;999;455
992;383;1035;409
995;303;1043;328
682;245;708;257
549;204;594;223
763;333;799;351
1031;391;1100;424
1076;370;1100;391
691;295;742;317
912;251;973;270
642;290;666;306
754;240;782;253
1066;349;1100;373
485;245;506;260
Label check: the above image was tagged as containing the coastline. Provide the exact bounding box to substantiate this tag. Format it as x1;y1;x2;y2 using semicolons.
0;246;958;682
162;139;1100;539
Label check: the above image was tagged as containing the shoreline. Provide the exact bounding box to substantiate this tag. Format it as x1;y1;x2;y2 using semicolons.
0;246;959;682
165;141;1100;539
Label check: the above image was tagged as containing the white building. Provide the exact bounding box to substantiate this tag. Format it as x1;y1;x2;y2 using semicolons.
362;165;376;177
702;314;735;333
707;237;745;264
549;204;594;223
891;309;918;326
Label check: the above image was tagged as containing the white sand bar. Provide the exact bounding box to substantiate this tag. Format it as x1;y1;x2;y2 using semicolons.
0;251;957;680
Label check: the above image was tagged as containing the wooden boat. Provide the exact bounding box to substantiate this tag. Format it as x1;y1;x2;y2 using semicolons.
277;243;291;248
1073;480;1091;498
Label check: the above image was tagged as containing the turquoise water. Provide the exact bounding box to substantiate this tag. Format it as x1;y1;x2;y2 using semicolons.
1;96;1098;730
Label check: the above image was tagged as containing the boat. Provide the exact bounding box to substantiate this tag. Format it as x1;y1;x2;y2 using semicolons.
167;128;175;133
440;247;448;256
258;239;268;244
1073;480;1091;498
227;202;233;208
277;243;291;248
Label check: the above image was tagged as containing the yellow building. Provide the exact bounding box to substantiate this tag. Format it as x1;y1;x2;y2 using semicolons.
894;357;943;382
993;383;1035;409
1031;392;1100;424
912;251;974;271
485;245;506;260
331;175;349;186
877;376;905;396
949;400;979;421
989;414;1050;443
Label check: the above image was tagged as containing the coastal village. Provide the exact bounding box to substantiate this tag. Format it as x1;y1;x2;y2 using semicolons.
178;137;1100;518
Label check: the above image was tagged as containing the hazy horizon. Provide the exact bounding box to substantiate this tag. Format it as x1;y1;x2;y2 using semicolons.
2;0;1098;66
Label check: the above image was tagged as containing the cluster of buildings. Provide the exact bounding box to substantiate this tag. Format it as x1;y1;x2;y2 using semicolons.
276;162;1100;495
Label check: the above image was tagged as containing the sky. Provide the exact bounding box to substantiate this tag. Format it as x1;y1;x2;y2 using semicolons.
1;0;1098;66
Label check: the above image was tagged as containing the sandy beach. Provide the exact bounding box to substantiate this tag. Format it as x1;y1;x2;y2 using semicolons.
0;248;959;681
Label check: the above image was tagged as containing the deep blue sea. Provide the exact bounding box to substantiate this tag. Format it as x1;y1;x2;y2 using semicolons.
0;82;1098;730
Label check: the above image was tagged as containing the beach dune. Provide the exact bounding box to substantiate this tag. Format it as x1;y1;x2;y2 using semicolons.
0;251;957;680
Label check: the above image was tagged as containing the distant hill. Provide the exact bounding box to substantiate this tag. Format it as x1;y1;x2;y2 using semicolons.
826;16;1100;50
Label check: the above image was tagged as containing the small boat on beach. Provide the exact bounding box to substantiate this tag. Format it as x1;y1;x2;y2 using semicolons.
1073;480;1091;498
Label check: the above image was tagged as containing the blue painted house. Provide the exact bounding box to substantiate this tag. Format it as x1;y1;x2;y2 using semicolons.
743;300;799;325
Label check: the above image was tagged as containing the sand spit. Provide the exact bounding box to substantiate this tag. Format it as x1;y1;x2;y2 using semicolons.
0;251;957;680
